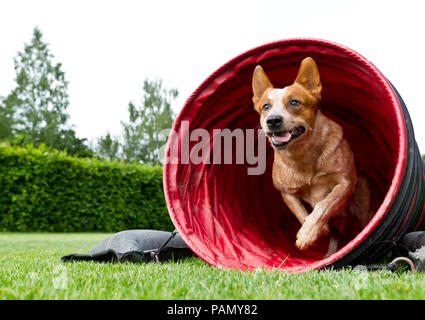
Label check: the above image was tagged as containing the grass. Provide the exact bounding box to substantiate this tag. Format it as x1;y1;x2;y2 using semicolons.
1;232;425;300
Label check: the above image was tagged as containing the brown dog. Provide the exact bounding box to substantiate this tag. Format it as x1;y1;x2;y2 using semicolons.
252;57;374;256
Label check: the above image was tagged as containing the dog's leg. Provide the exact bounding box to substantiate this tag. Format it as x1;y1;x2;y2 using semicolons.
323;235;338;258
348;175;373;228
296;180;353;250
281;193;309;225
282;193;331;236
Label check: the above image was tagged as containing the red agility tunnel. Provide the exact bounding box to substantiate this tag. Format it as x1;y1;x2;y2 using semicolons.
163;39;425;272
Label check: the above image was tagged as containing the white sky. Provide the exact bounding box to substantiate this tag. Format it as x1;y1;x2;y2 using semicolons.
1;0;425;153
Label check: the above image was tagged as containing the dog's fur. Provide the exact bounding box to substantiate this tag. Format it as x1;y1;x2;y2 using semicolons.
252;57;374;256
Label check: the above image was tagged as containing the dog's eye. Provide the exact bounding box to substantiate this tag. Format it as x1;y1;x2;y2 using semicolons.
289;99;301;107
262;103;270;110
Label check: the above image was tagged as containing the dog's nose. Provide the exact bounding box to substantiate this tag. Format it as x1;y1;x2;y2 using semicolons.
266;115;283;130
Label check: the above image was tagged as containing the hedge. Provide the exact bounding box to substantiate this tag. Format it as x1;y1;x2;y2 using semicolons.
0;143;174;232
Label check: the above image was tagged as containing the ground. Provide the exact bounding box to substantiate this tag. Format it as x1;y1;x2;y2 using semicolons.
0;232;424;300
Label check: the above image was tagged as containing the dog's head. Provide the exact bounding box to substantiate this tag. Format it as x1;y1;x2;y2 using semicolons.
252;57;322;150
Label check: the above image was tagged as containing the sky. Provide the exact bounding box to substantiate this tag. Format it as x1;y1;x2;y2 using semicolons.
1;0;425;153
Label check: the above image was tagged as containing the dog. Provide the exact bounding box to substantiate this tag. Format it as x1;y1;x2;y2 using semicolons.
252;57;374;257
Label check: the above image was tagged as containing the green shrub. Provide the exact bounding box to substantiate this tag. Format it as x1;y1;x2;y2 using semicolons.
0;143;173;232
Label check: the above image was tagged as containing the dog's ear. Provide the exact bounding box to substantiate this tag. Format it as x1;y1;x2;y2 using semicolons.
295;57;322;98
252;65;273;105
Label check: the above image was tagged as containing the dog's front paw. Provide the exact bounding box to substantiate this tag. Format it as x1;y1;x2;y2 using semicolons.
296;227;319;250
296;216;329;250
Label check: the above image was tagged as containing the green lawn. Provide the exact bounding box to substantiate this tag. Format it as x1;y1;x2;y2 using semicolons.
0;232;424;300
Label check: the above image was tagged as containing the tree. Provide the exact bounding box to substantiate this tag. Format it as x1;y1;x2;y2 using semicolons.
2;27;92;157
0;94;17;141
120;79;178;164
96;132;120;160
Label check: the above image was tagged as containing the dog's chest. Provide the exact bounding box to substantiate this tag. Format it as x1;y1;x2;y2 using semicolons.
272;161;314;194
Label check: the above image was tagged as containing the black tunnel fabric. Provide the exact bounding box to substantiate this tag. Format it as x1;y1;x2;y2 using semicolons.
61;230;194;263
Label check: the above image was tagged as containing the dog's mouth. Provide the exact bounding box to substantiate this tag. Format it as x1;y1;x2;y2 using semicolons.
268;126;306;150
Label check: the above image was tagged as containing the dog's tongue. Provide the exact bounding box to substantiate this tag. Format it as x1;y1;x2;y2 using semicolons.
274;132;292;143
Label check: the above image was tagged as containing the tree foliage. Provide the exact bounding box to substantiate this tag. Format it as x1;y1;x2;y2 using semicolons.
122;79;177;164
96;132;120;160
0;95;16;141
97;79;177;164
0;27;92;157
